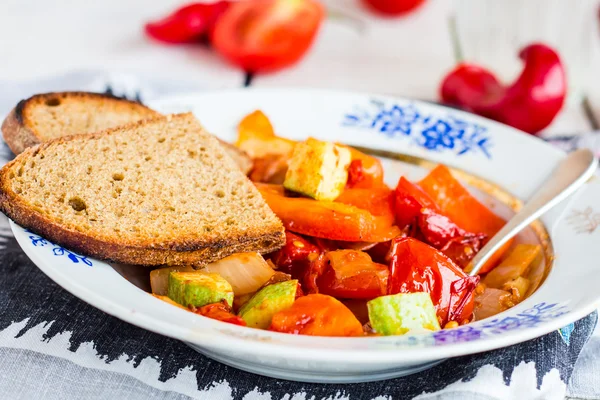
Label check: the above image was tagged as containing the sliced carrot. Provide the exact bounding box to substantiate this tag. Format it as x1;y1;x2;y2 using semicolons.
270;294;364;336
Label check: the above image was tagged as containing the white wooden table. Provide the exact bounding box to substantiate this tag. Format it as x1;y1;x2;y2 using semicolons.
0;0;598;135
0;1;599;399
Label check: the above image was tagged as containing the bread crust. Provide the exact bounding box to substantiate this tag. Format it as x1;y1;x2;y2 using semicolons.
2;106;40;155
1;91;254;174
1;92;158;156
0;115;284;267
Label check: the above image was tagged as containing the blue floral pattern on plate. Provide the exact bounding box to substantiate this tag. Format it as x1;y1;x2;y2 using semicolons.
26;230;93;267
373;302;570;347
343;100;491;158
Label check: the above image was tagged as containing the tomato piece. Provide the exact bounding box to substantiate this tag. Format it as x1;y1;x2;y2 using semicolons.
211;0;325;73
256;184;401;242
145;2;230;44
194;301;246;326
270;232;320;278
362;0;425;16
394;176;440;227
269;294;364;336
335;186;395;224
347;160;365;188
344;147;385;188
418;165;510;273
316;250;389;299
387;237;478;325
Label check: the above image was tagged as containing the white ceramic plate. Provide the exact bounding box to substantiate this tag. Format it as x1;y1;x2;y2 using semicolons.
9;89;600;383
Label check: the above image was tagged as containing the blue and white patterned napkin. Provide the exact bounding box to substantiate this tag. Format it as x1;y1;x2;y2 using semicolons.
0;71;598;400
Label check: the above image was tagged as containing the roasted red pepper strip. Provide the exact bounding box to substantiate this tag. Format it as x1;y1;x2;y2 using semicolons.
145;2;230;44
387;237;477;325
270;232;320;279
439;235;485;270
394;176;440;228
418;165;510;273
440;43;566;134
417;208;486;268
256;183;401;242
417;209;469;248
335;186;395;225
448;276;479;324
194;301;246;326
316;250;389;299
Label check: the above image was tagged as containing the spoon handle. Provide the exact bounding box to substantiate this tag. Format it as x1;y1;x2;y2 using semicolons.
468;149;598;277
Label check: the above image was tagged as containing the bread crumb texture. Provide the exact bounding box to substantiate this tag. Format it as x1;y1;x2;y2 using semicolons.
4;113;282;250
24;92;158;140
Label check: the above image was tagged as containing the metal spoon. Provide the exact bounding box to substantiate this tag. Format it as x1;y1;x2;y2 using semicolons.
468;149;598;277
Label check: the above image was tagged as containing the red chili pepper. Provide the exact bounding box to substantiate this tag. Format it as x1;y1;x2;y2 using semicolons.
387;237;477;325
440;43;566;134
145;2;230;44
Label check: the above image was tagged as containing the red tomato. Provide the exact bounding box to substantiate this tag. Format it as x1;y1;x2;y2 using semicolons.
394;176;440;227
362;0;425;16
270;294;364;336
256;184;401;242
346;159;366;188
387;237;478;325
145;2;230;44
211;0;325;73
194;301;246;326
345;146;385;188
316;250;389;299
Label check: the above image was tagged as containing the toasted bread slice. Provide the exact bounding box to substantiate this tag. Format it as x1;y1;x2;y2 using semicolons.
1;92;253;173
0;113;284;267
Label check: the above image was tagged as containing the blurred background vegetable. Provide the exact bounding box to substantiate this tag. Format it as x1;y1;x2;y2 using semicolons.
361;0;425;16
440;43;566;135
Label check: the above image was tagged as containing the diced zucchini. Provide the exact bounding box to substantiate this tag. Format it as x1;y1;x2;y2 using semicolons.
150;265;195;295
238;280;298;329
168;271;234;308
283;138;352;201
367;292;441;336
